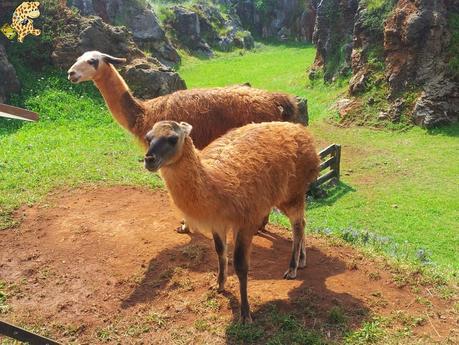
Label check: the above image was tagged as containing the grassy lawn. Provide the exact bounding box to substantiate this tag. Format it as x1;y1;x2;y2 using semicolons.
2;43;457;273
179;43;459;273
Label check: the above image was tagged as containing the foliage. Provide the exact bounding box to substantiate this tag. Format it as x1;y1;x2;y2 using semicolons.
360;0;396;35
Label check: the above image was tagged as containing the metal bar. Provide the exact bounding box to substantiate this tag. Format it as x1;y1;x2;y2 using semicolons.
0;320;61;345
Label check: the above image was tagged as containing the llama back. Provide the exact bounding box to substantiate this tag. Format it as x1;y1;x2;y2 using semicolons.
199;122;318;227
140;86;301;149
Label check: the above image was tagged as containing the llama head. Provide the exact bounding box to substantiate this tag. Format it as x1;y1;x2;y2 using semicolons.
144;121;193;172
67;51;126;83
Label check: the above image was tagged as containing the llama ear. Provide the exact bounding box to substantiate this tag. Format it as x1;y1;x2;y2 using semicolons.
101;54;127;65
179;122;193;136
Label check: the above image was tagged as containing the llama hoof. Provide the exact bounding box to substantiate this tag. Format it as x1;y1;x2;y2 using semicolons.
283;269;297;280
240;314;253;324
209;284;226;293
298;262;307;269
176;224;190;234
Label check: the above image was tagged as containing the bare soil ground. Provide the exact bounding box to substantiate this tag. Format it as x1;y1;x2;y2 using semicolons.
0;186;457;344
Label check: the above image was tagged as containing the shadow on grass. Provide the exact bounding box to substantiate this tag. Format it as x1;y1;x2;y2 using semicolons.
0;118;27;137
308;181;356;210
122;230;368;344
426;122;459;137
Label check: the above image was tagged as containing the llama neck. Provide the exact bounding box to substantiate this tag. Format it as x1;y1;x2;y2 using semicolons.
93;65;144;133
160;138;211;217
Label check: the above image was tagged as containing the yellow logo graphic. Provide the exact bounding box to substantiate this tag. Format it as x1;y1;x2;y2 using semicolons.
1;2;41;43
0;23;17;40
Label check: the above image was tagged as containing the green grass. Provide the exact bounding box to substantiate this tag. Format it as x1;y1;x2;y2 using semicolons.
178;43;459;274
0;70;160;229
179;42;348;121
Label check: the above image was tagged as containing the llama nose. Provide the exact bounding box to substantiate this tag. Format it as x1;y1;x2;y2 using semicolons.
145;155;156;163
68;71;76;77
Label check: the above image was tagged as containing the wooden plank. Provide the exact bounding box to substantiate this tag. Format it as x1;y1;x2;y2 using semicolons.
314;170;336;187
319;144;336;159
332;144;341;181
0;103;39;122
320;157;335;170
0;320;61;345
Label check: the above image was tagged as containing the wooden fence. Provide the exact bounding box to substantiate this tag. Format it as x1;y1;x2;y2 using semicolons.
310;144;341;194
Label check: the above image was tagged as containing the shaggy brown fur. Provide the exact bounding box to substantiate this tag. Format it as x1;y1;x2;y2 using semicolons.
68;52;305;150
144;121;320;323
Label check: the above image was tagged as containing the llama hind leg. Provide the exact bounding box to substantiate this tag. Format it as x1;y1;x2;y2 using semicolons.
212;231;227;292
299;239;307;268
234;230;253;324
283;217;305;279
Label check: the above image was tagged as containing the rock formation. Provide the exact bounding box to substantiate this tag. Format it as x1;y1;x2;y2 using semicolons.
0;43;20;103
51;9;186;98
312;0;458;127
68;0;180;66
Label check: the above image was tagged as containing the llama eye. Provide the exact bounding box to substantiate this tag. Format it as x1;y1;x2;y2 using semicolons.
168;136;178;145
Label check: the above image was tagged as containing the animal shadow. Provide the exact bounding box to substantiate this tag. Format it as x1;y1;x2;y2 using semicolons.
122;229;369;343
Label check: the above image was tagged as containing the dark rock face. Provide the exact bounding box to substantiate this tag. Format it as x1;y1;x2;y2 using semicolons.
166;3;254;56
233;0;317;42
0;43;20;103
311;0;359;81
384;0;450;95
68;0;180;66
51;11;185;99
169;6;213;57
413;75;459;127
384;0;458;127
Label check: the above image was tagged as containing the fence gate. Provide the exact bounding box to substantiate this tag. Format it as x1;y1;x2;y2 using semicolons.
310;144;341;195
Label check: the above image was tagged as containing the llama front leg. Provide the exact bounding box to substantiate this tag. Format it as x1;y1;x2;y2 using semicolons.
234;230;253;324
212;231;227;292
284;218;305;279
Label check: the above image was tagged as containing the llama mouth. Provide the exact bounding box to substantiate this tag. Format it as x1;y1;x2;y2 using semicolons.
68;75;80;83
144;160;161;172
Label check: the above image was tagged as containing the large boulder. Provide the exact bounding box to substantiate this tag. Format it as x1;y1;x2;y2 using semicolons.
413;76;459;128
51;10;186;99
68;0;180;66
168;6;214;57
0;44;20;103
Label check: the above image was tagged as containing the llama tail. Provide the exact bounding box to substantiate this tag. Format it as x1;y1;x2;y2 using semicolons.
275;94;309;126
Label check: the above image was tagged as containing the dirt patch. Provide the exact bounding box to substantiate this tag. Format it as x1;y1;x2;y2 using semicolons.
0;186;457;344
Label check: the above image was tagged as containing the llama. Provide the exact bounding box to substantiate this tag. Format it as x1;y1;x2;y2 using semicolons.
68;51;307;232
143;120;320;323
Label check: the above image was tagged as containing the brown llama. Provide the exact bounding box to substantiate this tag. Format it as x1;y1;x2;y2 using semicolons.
143;120;320;323
67;51;307;232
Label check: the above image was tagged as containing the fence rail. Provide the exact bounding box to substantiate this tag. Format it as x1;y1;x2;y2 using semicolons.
0;320;61;345
310;144;341;194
